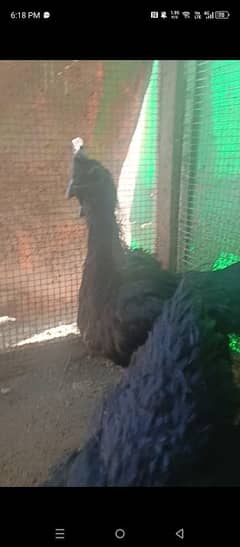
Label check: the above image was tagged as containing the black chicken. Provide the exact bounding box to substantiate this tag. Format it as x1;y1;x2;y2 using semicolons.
67;146;240;367
43;281;240;487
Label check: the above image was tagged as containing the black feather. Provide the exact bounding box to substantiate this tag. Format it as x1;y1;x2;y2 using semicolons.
68;152;240;367
42;281;240;487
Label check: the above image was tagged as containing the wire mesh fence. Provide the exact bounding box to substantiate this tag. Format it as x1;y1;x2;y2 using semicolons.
1;59;240;359
177;60;240;272
0;60;158;355
1;59;240;487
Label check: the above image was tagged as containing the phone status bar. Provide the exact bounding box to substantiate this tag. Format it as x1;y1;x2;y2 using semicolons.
150;10;230;21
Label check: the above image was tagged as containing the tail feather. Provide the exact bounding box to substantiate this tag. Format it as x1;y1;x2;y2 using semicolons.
42;279;239;487
96;280;239;486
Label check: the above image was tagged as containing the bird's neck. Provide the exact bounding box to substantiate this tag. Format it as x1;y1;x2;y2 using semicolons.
87;212;124;264
80;213;124;308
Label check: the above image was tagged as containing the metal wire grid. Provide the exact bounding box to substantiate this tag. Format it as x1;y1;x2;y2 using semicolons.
177;60;240;272
0;60;158;352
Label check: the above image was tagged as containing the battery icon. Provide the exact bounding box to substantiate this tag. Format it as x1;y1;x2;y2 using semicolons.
215;11;230;19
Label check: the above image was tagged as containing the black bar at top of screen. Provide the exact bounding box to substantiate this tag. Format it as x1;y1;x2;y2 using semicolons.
0;6;239;59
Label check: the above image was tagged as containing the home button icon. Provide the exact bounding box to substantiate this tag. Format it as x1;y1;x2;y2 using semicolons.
115;528;126;539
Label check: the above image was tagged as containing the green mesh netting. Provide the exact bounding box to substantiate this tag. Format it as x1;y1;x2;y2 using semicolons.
178;61;240;352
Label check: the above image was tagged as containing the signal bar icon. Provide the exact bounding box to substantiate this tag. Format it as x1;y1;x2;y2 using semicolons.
55;529;65;540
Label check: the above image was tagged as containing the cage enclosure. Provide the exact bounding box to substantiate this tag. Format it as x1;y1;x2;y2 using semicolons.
0;60;240;485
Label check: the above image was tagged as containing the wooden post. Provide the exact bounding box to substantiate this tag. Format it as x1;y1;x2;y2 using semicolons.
155;61;185;271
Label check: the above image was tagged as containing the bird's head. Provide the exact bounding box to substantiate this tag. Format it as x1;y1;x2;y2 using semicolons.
66;139;117;220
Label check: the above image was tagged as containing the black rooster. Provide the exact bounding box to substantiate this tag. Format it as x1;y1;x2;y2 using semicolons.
67;147;240;367
43;281;240;487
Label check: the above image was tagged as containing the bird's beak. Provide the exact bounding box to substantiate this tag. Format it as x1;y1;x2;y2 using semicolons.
66;179;86;218
66;179;75;199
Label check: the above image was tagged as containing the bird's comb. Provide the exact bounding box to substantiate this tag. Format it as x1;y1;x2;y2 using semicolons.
72;137;84;155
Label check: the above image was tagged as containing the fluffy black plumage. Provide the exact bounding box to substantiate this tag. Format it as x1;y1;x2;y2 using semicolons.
43;281;240;487
67;150;240;368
